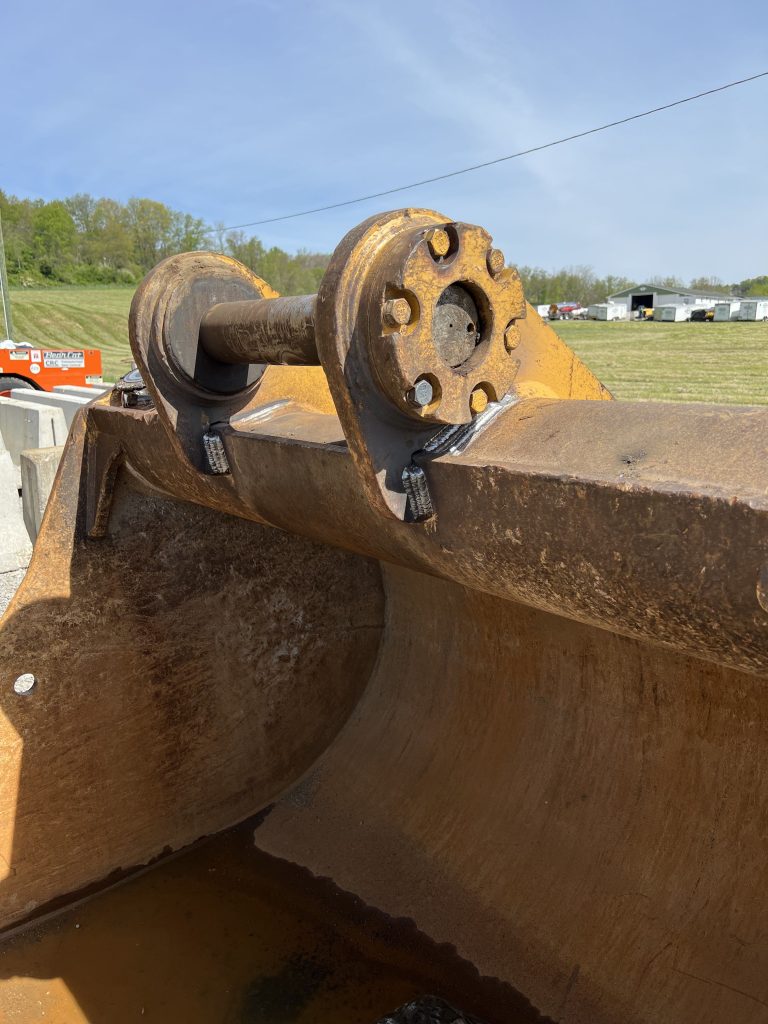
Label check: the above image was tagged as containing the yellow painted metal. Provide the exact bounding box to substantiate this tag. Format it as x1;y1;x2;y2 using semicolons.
4;209;766;1024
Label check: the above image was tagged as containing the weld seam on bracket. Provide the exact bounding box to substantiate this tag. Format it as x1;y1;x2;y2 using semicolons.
403;392;518;521
231;399;292;425
422;392;519;459
402;463;434;522
203;428;231;475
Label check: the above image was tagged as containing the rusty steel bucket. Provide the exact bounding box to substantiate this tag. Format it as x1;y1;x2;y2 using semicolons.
2;210;768;1024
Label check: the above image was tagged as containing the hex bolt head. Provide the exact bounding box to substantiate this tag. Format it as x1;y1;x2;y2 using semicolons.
383;297;412;327
487;248;506;276
407;379;434;409
504;323;520;352
425;228;450;260
469;387;489;415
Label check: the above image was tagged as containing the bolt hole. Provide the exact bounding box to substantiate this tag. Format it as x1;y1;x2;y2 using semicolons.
466;322;475;333
13;673;36;696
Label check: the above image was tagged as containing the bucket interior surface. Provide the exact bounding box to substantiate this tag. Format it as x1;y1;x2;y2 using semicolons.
0;822;544;1024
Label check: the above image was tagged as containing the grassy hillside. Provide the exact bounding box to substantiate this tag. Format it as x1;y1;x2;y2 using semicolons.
9;287;134;382
8;287;768;404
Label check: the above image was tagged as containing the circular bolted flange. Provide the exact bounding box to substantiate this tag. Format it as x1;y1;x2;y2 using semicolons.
367;221;526;425
314;208;528;521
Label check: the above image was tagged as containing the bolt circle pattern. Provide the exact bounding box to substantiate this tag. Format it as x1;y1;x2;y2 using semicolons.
370;222;526;424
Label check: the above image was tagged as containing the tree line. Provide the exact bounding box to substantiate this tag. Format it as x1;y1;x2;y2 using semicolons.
1;191;765;300
516;267;768;305
0;191;328;295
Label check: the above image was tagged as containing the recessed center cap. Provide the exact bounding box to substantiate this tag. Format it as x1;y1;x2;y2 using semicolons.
433;284;481;368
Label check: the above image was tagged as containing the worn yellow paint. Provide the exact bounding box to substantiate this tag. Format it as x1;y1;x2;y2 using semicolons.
514;303;612;401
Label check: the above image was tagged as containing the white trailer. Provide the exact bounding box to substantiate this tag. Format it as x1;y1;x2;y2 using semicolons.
739;300;768;321
588;303;627;321
713;302;741;322
655;305;693;322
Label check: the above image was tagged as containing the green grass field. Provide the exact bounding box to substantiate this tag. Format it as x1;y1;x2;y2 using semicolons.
8;287;135;383
556;319;768;404
7;287;768;404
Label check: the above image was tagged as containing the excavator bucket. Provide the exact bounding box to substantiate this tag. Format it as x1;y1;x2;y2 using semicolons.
1;209;768;1024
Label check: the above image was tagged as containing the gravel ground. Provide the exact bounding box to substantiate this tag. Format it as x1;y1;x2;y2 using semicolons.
0;568;26;617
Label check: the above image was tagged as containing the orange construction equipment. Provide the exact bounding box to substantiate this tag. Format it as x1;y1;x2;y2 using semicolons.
1;209;768;1024
0;344;103;395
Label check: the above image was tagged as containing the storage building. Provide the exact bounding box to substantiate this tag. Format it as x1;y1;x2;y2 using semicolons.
608;284;738;318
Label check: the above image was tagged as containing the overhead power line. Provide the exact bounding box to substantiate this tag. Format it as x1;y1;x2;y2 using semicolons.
222;70;768;231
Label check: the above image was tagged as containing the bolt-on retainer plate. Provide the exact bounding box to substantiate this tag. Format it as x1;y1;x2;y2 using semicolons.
367;221;526;425
313;208;528;520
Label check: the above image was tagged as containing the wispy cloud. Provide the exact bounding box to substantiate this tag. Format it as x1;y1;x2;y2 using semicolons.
4;0;767;278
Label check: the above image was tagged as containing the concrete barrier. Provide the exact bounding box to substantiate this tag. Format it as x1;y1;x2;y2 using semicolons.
0;397;68;483
1;385;104;552
53;384;112;398
9;388;89;429
20;446;65;543
0;445;32;573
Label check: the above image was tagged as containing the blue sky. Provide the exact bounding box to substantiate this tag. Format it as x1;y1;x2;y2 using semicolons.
4;0;767;281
